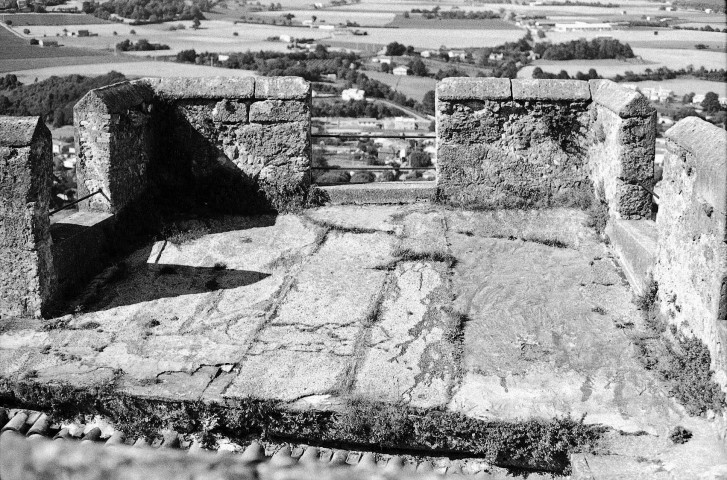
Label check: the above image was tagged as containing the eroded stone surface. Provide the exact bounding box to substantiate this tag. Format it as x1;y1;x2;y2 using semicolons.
0;205;724;473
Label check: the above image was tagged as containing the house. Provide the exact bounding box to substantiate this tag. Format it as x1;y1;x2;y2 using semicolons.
692;94;705;104
319;24;335;31
448;50;466;61
375;57;391;65
527;50;540;61
324;73;337;81
392;66;408;76
218;54;230;62
420;50;431;58
279;34;292;43
383;117;417;130
341;88;364;101
640;87;673;103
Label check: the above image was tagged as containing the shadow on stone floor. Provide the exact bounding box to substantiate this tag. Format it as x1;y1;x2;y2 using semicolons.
72;263;272;315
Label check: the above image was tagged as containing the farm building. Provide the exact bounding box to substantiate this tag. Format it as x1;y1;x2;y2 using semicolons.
341;88;364;101
554;22;612;32
39;39;58;47
392;66;408;76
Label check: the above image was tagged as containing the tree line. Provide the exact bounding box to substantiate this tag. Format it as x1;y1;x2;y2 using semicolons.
0;72;127;127
83;0;212;22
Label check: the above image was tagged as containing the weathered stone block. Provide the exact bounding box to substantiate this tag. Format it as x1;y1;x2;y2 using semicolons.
249;100;309;122
511;79;590;101
74;81;153;214
212;99;248;123
606;219;657;296
0;116;55;319
436;77;511;101
254;76;310;100
654;117;727;391
589;79;654;118
144;77;255;100
666;117;727;217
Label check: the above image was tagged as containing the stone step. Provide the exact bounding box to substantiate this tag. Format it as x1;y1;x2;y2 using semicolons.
605;218;657;296
318;181;437;205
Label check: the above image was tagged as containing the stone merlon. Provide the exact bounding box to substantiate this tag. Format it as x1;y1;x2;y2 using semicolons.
666;117;727;219
0;116;45;147
511;79;591;101
436;77;511;101
73;81;154;115
589;79;655;118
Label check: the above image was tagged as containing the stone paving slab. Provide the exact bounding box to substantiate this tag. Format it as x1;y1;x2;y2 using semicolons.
0;205;725;475
353;261;455;409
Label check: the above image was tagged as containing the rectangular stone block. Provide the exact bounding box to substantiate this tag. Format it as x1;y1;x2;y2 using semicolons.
606;219;657;296
436;77;511;101
254;76;311;100
589;79;654;118
144;77;255;100
249;100;309;123
212;99;248;123
512;79;590;101
0;116;55;319
666;117;727;217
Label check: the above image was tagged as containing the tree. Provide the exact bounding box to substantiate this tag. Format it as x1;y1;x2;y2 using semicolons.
192;18;201;29
422;90;435;115
701;92;721;113
380;62;390;73
682;92;695;104
408;150;431;168
385;41;407;56
409;58;428;77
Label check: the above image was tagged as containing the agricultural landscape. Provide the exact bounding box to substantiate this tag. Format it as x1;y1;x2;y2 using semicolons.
1;0;725;186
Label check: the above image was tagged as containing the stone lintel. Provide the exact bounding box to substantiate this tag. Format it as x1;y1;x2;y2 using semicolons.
511;79;591;101
589;79;654;118
436;77;511;101
254;76;311;100
666;117;727;218
0;116;45;147
144;77;255;100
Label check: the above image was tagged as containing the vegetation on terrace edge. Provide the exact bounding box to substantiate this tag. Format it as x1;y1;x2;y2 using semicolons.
633;279;726;416
0;377;606;473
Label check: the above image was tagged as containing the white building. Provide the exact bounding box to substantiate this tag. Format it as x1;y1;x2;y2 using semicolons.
217;54;229;62
448;50;466;61
553;21;612;32
640;87;673;103
420;50;431;58
488;52;504;61
693;94;706;104
341;88;365;101
392;66;408;76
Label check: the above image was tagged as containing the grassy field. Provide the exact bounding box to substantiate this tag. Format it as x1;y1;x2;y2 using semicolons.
0;13;109;25
385;15;519;30
7;61;257;82
362;69;436;101
0;55;141;74
542;28;727;50
14;20;332;56
0;24;110;64
253;10;396;26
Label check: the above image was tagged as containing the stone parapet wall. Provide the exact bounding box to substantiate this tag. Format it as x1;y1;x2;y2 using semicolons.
74;76;311;215
0;116;55;318
588;79;655;219
435;78;654;216
143;76;311;213
436;78;593;209
654;117;727;388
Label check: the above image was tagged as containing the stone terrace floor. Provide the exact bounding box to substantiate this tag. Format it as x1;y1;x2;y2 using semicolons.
1;205;725;476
